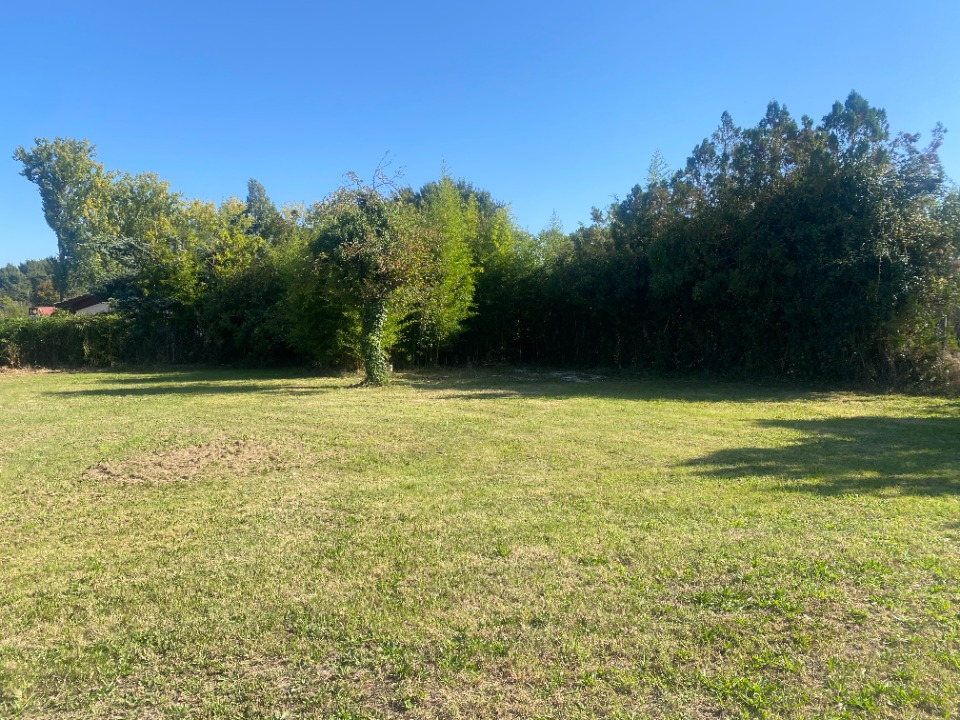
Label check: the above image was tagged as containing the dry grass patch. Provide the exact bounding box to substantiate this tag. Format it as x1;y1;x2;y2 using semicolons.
84;438;292;485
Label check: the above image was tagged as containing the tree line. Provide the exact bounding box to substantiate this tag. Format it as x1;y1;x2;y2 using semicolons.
2;91;959;388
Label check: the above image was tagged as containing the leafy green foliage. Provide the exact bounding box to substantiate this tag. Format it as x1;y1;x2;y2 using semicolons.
196;199;298;364
7;93;959;387
307;181;437;384
0;314;130;367
13;138;113;297
495;91;960;386
0;259;59;316
399;174;476;362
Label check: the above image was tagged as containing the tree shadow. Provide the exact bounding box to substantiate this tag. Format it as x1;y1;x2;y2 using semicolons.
98;367;324;384
397;368;836;404
43;368;353;398
687;414;960;496
38;366;958;410
34;367;841;403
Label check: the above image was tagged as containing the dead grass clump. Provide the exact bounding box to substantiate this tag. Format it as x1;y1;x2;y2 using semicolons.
85;439;289;485
0;366;56;375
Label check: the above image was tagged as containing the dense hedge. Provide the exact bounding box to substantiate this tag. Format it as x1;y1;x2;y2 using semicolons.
5;95;959;391
0;312;284;368
0;314;132;367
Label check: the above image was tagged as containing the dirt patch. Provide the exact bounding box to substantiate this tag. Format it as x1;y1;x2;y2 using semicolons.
85;439;294;485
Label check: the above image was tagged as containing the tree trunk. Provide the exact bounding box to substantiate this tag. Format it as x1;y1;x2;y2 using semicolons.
360;298;389;385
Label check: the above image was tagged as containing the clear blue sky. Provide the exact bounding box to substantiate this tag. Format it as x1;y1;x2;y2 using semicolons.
1;0;958;267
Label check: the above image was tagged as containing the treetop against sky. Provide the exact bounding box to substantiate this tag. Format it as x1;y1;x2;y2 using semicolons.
1;0;958;266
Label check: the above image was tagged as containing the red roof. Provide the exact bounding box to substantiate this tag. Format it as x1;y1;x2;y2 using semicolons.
29;306;56;316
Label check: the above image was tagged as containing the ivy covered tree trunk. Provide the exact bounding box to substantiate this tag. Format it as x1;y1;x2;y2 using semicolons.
360;297;390;385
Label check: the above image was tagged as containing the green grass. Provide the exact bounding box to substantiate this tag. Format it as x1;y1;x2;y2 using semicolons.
1;367;958;719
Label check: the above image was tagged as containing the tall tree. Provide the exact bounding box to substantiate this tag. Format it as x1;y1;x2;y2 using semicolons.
406;174;477;360
14;138;112;298
245;178;284;243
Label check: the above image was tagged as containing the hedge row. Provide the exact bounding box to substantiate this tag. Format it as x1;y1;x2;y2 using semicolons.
0;314;134;367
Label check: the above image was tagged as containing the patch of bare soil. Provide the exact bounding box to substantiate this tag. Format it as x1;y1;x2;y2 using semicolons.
85;439;292;484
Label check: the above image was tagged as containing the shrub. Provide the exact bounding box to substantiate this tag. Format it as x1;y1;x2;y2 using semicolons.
0;314;132;368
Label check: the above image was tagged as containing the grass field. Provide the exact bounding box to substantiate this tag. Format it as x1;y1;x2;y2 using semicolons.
1;368;958;719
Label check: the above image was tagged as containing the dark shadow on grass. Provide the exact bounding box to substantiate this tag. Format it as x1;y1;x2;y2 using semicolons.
36;367;838;403
47;382;323;397
397;369;840;404
43;368;354;398
39;366;960;408
687;414;960;496
94;367;324;384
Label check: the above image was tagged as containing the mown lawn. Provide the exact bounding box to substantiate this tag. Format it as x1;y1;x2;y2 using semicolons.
1;368;958;719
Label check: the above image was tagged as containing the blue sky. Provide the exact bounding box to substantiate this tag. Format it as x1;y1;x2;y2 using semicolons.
1;0;958;267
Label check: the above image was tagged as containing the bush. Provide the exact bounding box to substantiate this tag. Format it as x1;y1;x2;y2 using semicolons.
918;349;960;396
0;314;132;368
